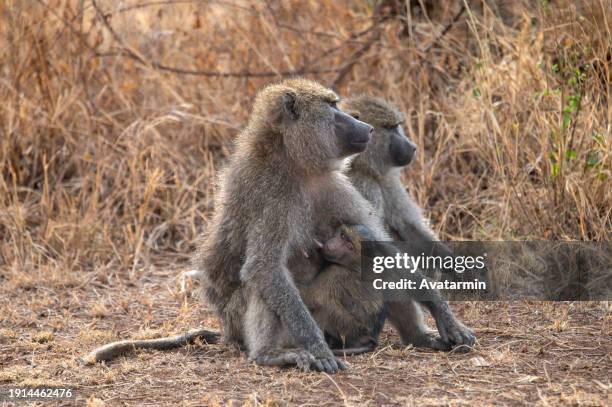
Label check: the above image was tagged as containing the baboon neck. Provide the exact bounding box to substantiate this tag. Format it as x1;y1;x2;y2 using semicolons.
351;167;383;185
285;151;342;179
380;170;404;187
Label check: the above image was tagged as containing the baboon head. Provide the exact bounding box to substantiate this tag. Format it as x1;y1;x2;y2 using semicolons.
322;224;375;271
340;96;416;177
240;79;373;172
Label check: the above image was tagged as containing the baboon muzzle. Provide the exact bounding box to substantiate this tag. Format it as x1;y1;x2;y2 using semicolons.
335;110;373;154
391;137;417;167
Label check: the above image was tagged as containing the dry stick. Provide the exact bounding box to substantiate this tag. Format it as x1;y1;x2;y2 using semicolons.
331;2;466;88
331;29;382;89
116;0;253;14
91;0;340;78
330;3;388;89
95;51;340;77
92;0;394;80
421;2;467;54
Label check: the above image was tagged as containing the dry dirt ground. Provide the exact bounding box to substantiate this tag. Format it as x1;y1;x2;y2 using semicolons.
1;262;610;406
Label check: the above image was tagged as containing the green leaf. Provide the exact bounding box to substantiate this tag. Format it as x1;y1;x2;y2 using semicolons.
562;113;571;129
567;95;580;111
565;150;576;161
585;151;600;169
551;162;560;178
472;87;481;98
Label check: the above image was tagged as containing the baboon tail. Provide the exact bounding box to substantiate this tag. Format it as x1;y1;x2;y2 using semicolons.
82;328;220;365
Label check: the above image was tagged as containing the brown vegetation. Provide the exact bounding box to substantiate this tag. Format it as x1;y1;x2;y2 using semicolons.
1;0;610;405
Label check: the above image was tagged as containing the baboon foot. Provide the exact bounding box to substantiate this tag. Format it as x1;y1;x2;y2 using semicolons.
434;313;476;352
309;344;347;373
410;331;453;351
253;348;315;371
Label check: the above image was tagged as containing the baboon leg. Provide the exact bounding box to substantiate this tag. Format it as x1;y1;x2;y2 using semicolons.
243;289;344;372
386;300;451;351
221;290;247;346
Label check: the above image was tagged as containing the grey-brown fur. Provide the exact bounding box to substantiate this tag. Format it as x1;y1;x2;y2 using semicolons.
194;78;384;373
82;329;219;364
340;95;475;351
342;96;439;243
301;224;385;353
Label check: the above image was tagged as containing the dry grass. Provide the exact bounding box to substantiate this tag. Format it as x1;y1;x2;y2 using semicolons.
1;0;611;405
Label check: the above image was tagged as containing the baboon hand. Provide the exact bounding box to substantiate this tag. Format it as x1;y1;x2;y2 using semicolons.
435;312;476;352
309;343;347;373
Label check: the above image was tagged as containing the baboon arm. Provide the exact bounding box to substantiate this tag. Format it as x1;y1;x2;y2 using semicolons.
375;241;475;348
381;176;438;241
381;177;452;258
241;224;328;352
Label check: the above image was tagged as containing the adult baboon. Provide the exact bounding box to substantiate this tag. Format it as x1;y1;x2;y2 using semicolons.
340;95;474;351
301;224;385;355
194;78;378;373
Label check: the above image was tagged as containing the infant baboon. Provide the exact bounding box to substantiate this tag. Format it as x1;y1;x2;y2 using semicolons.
302;224;385;355
340;95;475;351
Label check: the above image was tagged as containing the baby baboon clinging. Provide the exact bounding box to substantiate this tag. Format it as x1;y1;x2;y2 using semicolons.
194;78;377;373
340;95;475;351
302;224;385;355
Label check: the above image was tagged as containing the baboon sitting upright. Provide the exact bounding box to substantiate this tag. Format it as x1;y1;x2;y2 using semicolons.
194;79;376;373
340;95;474;351
301;224;385;354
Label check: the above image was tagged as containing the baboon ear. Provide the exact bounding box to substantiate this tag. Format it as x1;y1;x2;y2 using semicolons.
281;91;298;121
